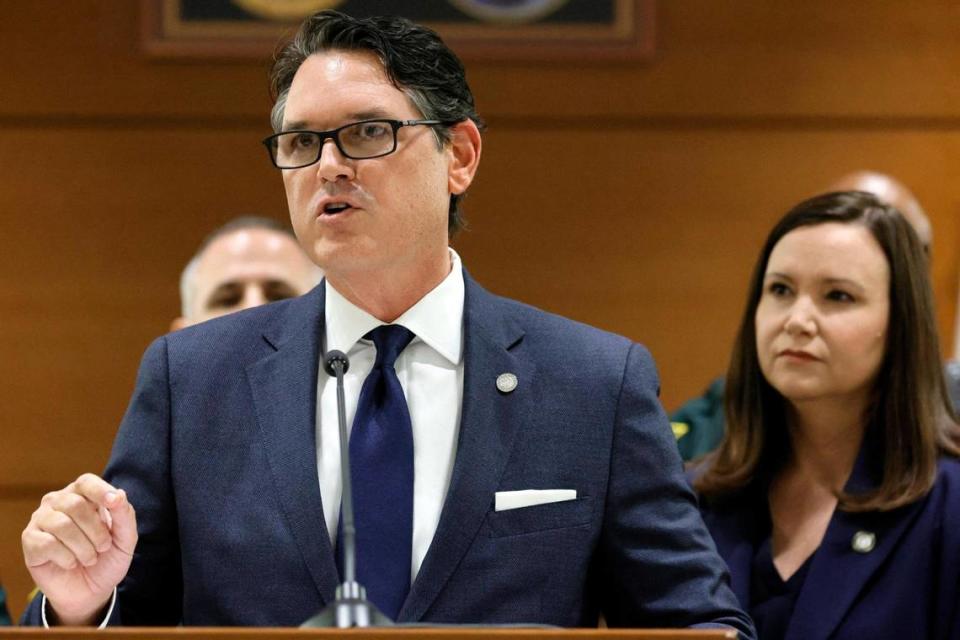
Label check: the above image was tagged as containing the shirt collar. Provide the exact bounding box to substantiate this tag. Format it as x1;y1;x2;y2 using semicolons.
324;249;465;365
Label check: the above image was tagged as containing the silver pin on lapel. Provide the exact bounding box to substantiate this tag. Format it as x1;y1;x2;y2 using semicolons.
496;373;518;393
851;530;876;553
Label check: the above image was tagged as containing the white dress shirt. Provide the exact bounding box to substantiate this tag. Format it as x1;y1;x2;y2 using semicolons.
318;249;465;582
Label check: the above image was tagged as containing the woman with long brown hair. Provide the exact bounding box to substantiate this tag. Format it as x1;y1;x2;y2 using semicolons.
693;190;960;639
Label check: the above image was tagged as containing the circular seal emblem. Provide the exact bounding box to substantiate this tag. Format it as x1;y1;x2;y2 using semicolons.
496;372;519;393
851;530;876;554
232;0;345;22
448;0;570;24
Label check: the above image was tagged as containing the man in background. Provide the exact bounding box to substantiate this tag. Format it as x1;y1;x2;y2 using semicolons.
829;171;931;251
0;583;9;625
672;170;941;460
171;216;323;329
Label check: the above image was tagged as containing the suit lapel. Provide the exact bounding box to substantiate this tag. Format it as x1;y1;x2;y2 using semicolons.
703;488;765;608
785;449;926;640
398;276;534;622
710;503;764;609
246;285;340;605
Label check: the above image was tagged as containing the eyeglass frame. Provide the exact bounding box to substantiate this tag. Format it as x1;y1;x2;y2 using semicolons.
261;118;457;169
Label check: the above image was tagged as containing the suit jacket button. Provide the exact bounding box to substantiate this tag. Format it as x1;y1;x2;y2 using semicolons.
851;530;876;553
496;373;518;393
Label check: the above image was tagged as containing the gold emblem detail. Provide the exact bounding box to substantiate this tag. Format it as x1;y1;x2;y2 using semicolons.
231;0;345;22
671;422;689;440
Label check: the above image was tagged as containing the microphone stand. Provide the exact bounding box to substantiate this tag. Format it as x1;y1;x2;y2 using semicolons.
301;350;394;628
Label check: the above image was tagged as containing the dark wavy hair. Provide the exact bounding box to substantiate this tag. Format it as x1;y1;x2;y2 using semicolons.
695;191;960;511
268;11;485;236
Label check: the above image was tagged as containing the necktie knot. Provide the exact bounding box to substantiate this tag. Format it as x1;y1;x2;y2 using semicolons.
366;325;415;369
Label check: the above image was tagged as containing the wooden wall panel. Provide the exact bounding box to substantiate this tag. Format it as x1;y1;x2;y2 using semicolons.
0;127;288;488
3;0;960;625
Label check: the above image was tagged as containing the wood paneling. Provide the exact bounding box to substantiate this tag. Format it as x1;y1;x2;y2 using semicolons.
3;0;960;625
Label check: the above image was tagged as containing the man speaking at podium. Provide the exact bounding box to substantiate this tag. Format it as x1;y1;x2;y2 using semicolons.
20;11;753;636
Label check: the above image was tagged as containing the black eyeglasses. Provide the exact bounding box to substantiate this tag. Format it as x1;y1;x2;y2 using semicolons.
262;119;451;169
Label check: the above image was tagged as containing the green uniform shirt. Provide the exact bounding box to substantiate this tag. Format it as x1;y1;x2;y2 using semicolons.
670;377;726;462
0;585;11;625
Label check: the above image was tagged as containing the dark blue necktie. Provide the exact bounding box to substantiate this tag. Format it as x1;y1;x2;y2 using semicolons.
341;324;415;619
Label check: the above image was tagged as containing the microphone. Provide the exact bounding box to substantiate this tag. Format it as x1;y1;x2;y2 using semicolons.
302;350;393;628
322;350;350;377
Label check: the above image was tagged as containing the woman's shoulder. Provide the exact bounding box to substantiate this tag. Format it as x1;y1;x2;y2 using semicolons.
919;456;960;535
925;457;960;599
933;455;960;488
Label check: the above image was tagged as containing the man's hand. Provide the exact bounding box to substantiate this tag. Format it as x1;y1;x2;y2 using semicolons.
22;473;138;626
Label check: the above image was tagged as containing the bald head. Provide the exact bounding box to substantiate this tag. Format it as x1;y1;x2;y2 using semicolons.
174;221;322;329
828;171;931;250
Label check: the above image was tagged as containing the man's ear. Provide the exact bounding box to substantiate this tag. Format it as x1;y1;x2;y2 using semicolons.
170;317;187;332
447;119;482;196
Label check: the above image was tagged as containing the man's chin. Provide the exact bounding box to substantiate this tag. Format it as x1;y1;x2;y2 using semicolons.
311;244;380;277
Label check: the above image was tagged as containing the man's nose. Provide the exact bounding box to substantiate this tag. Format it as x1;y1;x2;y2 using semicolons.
315;138;355;182
239;284;268;311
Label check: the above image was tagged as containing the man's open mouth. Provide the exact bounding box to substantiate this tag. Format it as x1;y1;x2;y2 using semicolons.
323;202;352;215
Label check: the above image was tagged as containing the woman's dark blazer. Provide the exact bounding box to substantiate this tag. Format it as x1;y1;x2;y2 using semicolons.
697;450;960;639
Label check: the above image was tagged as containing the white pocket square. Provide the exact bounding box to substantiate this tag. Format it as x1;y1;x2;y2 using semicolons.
494;489;577;512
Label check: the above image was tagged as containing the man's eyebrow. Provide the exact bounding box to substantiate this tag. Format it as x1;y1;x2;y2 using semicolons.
282;109;393;132
350;109;391;121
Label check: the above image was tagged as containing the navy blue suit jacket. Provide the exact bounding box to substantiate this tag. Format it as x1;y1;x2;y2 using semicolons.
25;275;752;634
699;449;960;639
